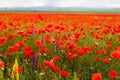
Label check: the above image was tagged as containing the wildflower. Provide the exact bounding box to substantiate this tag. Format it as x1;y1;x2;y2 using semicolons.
110;50;120;60
0;37;6;46
94;41;98;46
8;34;16;40
78;73;82;78
14;66;22;74
45;34;51;43
60;70;69;78
52;66;60;73
109;70;118;79
77;48;86;56
52;56;60;62
35;40;43;48
96;51;100;55
101;49;106;55
24;52;33;58
95;57;100;61
106;41;111;49
92;73;102;80
0;60;4;69
24;46;32;52
103;58;110;64
55;40;59;54
32;53;37;70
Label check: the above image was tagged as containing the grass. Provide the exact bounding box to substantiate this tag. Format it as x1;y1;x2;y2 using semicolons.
0;9;120;14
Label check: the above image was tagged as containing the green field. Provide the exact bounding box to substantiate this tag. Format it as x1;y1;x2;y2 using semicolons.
0;9;120;14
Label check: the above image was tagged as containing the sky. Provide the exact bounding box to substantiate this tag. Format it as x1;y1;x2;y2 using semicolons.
0;0;120;8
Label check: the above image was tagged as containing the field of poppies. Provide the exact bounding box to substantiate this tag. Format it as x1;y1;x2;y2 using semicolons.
0;13;120;80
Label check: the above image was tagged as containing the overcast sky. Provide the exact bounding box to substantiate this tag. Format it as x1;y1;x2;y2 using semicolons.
0;0;120;8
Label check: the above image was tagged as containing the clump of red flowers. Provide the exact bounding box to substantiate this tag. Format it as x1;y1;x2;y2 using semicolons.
24;46;33;58
44;56;60;73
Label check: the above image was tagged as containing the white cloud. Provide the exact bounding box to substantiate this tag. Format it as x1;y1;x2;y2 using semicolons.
0;0;120;8
105;3;120;8
54;0;88;7
0;0;45;7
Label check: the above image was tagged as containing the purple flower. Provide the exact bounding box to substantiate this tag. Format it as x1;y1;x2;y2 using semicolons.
41;33;44;48
32;28;34;40
55;40;59;54
41;35;44;45
32;53;37;70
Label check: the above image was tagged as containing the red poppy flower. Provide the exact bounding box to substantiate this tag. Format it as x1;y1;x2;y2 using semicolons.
106;41;111;49
0;37;6;46
74;32;80;39
13;43;21;51
52;56;60;62
24;46;32;52
7;62;12;66
14;66;22;74
116;46;120;51
92;73;102;80
17;30;24;35
109;37;112;41
71;54;78;59
52;66;60;73
45;34;51;43
0;60;4;69
39;48;50;54
67;42;75;50
107;44;111;49
66;54;72;60
78;73;82;78
103;58;110;64
101;49;106;55
44;60;54;69
56;38;64;46
18;41;24;47
60;70;69;78
110;50;120;60
24;51;33;58
109;70;117;79
96;51;100;55
5;52;11;57
63;34;68;40
95;57;100;61
18;66;22;74
66;53;78;60
44;48;50;53
77;48;86;56
35;40;43;47
8;46;14;52
8;34;16;40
